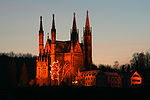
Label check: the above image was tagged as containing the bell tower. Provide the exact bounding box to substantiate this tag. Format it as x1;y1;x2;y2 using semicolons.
83;10;92;69
51;14;56;66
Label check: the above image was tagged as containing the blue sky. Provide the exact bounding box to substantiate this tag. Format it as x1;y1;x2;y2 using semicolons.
0;0;150;65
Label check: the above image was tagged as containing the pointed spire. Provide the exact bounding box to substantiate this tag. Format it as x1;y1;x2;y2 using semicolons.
47;33;49;39
85;10;90;28
39;16;44;33
72;12;77;32
51;14;56;32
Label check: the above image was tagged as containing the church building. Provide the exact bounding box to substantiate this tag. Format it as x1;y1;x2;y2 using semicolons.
36;11;93;86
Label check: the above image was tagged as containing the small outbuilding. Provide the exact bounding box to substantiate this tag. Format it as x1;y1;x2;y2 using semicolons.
131;71;142;86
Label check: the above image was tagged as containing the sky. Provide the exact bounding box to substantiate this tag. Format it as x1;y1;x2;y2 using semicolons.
0;0;150;66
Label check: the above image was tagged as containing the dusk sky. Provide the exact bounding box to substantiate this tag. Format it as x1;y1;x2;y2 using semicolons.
0;0;150;66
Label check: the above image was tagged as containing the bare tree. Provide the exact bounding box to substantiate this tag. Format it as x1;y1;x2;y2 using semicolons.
113;61;119;69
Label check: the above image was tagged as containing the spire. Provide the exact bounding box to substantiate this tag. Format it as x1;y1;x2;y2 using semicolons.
51;14;56;33
51;14;56;43
39;16;44;33
47;33;49;39
85;10;90;28
72;12;77;32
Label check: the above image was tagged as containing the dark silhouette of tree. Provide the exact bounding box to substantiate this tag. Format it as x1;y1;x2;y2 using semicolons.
130;52;139;71
138;52;145;71
130;51;150;72
91;63;98;70
98;64;119;72
120;64;131;73
8;59;17;88
145;52;150;69
126;64;131;72
18;62;28;87
113;61;119;69
120;65;125;73
0;54;9;89
0;52;36;89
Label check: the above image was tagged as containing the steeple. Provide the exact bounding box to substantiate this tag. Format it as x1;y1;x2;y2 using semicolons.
51;14;56;69
39;16;44;55
85;10;90;29
71;12;78;42
51;14;56;43
51;14;56;33
47;33;49;39
72;12;77;32
83;10;92;70
39;16;44;33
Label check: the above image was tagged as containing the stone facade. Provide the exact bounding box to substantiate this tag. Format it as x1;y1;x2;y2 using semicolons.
36;11;92;86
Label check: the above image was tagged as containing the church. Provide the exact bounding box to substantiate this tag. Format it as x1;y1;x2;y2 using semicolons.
36;11;93;86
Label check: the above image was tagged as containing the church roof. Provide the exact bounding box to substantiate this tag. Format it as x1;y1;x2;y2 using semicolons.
45;39;83;53
56;41;71;53
55;40;83;53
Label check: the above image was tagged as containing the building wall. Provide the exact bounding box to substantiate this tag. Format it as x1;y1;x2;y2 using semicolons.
73;53;84;72
76;70;99;86
96;72;122;87
36;58;50;86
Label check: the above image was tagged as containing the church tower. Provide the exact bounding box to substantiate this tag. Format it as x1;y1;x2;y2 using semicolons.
39;16;44;55
51;14;56;66
83;10;92;69
71;12;79;45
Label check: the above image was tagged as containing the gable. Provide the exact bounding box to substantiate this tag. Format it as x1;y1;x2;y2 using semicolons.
74;41;82;53
56;41;71;53
131;71;141;78
45;39;51;53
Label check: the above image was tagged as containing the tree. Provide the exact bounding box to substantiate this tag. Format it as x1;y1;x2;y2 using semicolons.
120;65;125;73
8;59;16;88
130;52;150;72
138;52;145;70
91;63;98;70
130;52;139;71
18;62;28;87
126;64;130;72
145;52;150;68
50;60;73;86
113;61;119;69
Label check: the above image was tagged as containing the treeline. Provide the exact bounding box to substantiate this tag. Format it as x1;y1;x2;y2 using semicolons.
1;51;150;88
97;51;150;73
0;52;37;89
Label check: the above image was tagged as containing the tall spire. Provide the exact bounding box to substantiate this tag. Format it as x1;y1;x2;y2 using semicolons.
51;14;56;33
72;12;77;32
71;12;78;42
85;10;90;28
51;14;56;43
39;16;44;33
